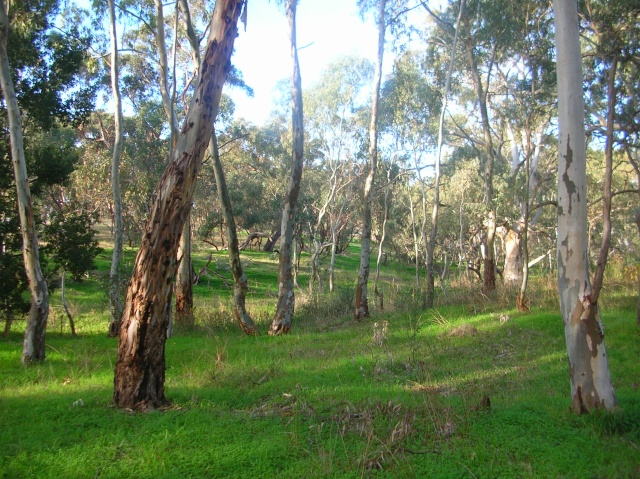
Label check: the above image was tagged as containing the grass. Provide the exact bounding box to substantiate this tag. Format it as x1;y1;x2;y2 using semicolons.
1;243;639;478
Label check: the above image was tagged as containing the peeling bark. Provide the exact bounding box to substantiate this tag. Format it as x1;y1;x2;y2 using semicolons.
113;0;245;410
0;0;49;363
554;0;616;413
355;0;385;320
270;0;304;336
497;225;523;286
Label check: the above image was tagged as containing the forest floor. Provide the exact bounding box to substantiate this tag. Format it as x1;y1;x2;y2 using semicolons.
1;244;639;478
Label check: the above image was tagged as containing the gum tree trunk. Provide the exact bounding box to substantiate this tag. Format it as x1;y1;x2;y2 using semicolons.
113;0;245;410
426;0;465;308
553;0;616;413
462;14;497;294
210;133;258;335
355;0;385;320
174;0;200;326
0;0;49;363
107;0;125;337
269;0;304;335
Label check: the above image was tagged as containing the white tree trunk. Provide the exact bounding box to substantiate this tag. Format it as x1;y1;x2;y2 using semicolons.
107;0;125;337
355;0;385;320
269;0;304;335
554;0;616;413
0;0;49;363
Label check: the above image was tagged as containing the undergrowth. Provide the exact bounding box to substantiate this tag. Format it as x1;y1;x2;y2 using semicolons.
1;246;638;478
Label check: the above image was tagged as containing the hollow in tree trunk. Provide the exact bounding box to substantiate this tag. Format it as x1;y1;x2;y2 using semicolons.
113;0;245;410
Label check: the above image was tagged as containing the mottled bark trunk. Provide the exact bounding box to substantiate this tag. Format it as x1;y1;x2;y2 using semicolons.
210;133;258;335
113;0;244;410
107;0;125;337
269;0;304;336
0;1;49;363
175;217;194;326
554;0;616;413
355;0;385;320
498;226;523;286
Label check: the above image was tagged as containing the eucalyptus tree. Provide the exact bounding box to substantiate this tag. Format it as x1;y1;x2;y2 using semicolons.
355;0;387;320
209;130;259;335
487;0;556;309
269;0;304;335
0;0;93;362
380;45;443;305
304;56;372;295
553;0;616;413
0;3;48;361
113;0;245;410
424;0;464;308
581;0;640;312
106;0;126;336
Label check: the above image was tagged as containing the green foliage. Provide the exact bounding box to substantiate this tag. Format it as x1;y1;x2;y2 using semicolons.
42;210;102;281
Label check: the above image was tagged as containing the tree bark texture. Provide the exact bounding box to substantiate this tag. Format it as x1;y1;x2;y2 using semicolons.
0;0;50;364
355;0;385;320
210;133;258;335
497;225;523;286
113;0;245;410
269;0;304;336
175;216;194;326
107;0;125;337
554;0;616;413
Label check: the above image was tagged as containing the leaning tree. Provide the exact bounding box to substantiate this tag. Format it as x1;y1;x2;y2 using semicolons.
113;0;246;410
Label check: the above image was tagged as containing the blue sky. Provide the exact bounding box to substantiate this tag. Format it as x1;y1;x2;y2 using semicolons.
228;0;380;125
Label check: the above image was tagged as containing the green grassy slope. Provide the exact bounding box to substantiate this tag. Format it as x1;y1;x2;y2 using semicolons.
1;245;638;478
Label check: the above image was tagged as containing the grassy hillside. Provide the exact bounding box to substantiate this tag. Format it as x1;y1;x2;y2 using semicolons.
1;244;639;478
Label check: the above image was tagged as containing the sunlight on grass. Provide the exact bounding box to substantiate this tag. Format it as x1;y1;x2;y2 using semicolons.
1;244;638;478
